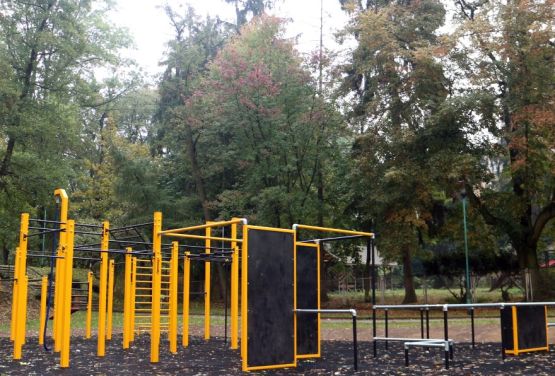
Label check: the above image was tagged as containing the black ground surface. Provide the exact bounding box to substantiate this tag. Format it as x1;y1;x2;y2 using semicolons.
1;335;554;375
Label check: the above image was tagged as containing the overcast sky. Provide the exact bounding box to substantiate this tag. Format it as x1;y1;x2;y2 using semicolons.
109;0;349;79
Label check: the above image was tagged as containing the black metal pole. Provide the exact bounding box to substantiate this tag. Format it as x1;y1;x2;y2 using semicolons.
425;308;430;339
385;309;389;350
420;308;424;338
470;307;475;349
224;262;228;344
372;307;377;357
443;308;449;369
353;314;358;371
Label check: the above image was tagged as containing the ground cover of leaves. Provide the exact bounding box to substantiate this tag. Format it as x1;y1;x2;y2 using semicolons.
1;335;554;375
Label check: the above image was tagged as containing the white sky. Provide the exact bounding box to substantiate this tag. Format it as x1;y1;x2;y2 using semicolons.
110;0;349;79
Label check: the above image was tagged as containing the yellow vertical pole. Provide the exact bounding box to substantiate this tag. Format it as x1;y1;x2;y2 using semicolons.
86;271;93;339
204;224;211;340
13;213;29;360
60;219;75;368
151;212;162;363
123;248;132;349
293;228;297;362
182;252;191;347
97;221;109;357
230;219;239;349
53;189;68;352
169;242;178;354
39;275;48;345
241;225;248;370
130;256;137;343
10;247;20;342
107;259;115;340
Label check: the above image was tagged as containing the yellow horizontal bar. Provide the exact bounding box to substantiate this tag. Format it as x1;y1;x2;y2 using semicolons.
296;242;319;248
135;294;152;297
246;363;296;371
294;224;373;237
159;219;245;235
135;273;153;277
248;225;294;234
163;233;243;243
296;353;320;359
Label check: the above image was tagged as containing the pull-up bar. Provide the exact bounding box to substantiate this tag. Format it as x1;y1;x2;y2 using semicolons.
163;233;243;243
159;218;247;235
293;224;374;238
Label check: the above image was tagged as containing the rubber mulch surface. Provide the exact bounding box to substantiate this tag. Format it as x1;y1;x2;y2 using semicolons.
1;335;554;375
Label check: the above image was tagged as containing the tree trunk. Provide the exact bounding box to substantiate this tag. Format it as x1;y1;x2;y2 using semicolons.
401;245;417;304
184;124;227;300
1;244;9;265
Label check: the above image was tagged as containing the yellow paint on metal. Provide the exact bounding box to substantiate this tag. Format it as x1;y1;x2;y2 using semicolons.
60;220;75;368
292;227;298;366
150;212;162;363
123;249;132;349
293;241;321;359
53;189;68;352
230;219;239;350
294;224;373;237
164;232;243;243
13;213;29;360
240;224;248;370
39;275;48;345
130;257;137;343
182;252;191;347
169;242;178;354
204;223;211;340
97;221;110;357
159;218;244;235
86;272;93;339
107;259;115;340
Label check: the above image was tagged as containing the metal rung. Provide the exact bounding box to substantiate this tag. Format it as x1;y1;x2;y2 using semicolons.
136;273;154;277
136;287;152;290
135;294;152;297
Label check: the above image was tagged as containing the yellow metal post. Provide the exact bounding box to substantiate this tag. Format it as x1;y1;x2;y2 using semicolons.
241;225;248;369
13;213;29;360
182;252;191;347
97;221;109;356
130;256;137;343
86;271;93;339
231;219;239;349
10;246;20;342
107;259;115;340
169;242;178;354
53;189;68;352
151;212;162;363
39;275;48;345
123;248;132;349
60;220;75;368
204;224;211;340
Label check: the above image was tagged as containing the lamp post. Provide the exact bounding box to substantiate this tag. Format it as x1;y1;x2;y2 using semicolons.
461;187;471;304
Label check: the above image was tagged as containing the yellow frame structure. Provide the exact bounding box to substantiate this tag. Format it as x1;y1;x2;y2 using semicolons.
504;305;549;355
241;225;297;372
294;241;321;360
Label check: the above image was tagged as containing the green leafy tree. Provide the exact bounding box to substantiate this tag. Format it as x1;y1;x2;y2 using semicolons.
0;0;130;260
340;0;447;303
446;0;555;296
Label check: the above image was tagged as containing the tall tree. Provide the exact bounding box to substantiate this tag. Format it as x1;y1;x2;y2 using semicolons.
340;0;447;303
0;0;129;260
446;0;555;296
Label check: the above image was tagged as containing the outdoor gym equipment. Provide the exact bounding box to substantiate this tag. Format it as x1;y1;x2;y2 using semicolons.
8;188;375;372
